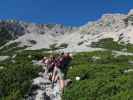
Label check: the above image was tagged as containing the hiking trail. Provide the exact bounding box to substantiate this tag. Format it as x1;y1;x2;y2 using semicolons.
25;61;62;100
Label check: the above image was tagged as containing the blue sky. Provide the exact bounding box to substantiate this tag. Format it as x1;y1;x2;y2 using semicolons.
0;0;133;26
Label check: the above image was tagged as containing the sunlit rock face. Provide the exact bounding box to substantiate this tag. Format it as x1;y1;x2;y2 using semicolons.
1;9;133;52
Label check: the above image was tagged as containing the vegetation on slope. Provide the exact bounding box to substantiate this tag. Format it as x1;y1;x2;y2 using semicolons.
0;42;27;55
1;43;133;100
0;28;13;47
91;38;133;52
63;51;133;100
0;50;48;100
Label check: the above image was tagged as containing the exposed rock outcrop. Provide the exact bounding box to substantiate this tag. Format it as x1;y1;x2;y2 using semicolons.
1;9;133;52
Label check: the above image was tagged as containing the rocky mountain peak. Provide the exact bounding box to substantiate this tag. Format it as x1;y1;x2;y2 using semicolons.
79;13;127;35
128;9;133;15
0;9;133;52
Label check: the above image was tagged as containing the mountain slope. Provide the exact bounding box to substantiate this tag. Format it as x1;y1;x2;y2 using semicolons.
0;9;133;52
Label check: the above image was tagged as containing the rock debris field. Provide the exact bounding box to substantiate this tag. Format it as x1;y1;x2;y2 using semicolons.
25;60;62;100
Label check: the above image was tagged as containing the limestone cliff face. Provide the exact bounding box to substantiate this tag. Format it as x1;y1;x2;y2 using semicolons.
0;9;133;52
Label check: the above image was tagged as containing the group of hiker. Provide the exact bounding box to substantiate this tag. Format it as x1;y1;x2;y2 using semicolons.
41;52;73;92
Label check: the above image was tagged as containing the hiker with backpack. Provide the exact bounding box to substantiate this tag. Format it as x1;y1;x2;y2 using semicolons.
51;52;73;91
41;55;56;80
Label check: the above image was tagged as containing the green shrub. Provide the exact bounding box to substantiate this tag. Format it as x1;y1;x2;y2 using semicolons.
59;43;68;48
0;28;13;46
28;40;37;45
77;41;84;45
